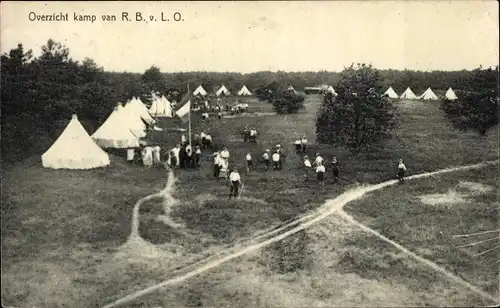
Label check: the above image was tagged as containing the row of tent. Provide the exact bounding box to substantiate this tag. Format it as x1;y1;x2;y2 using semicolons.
41;97;162;170
193;85;252;97
384;87;458;100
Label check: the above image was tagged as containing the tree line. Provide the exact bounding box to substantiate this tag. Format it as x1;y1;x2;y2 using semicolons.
1;39;496;163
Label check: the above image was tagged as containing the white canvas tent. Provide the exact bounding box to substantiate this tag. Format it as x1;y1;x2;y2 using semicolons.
237;85;252;96
42;114;110;169
92;104;142;148
287;86;297;94
445;87;458;100
326;86;337;95
216;85;231;96
126;97;155;124
149;95;173;117
419;87;439;100
384;86;399;99
400;87;418;99
193;85;208;97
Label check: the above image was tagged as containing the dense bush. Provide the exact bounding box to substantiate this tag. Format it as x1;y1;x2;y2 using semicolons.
270;90;305;114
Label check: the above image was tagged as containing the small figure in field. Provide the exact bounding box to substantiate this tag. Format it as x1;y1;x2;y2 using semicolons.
249;127;257;143
246;152;253;172
397;159;407;183
194;145;202;167
314;153;324;167
294;139;302;153
217;111;222;120
153;144;161;166
228;168;242;199
275;144;285;169
261;149;270;171
272;151;281;170
213;152;222;179
301;135;308;154
243;125;250;142
331;156;340;183
303;155;312;181
316;161;326;186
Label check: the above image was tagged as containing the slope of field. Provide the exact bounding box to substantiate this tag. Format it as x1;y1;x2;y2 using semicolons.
345;165;499;300
1;95;498;307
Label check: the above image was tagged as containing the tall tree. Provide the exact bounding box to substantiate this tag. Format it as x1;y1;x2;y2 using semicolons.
316;63;398;154
441;66;498;136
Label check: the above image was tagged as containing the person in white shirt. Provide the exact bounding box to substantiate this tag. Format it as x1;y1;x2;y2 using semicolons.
203;134;212;149
316;162;326;185
275;144;284;169
213;152;221;179
153;145;161;166
127;148;135;163
249;127;257;143
185;144;193;168
314;153;324;166
200;131;207;144
217;111;222;120
181;134;187;145
246;152;253;172
304;155;312;181
272;151;280;170
397;159;407;183
202;112;209;121
220;147;230;162
301;135;308;153
228;168;242;199
261;150;270;171
194;145;202;167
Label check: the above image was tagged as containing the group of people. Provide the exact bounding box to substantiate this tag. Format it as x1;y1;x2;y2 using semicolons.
126;144;163;167
242;125;258;143
294;135;309;154
302;153;340;185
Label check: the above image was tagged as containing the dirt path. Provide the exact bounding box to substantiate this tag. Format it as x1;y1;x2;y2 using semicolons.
103;160;498;308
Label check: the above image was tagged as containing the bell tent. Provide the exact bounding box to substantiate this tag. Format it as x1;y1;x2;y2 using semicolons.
326;86;337;95
125;97;155;124
237;85;252;96
216;85;231;96
42;114;110;169
287;86;297;94
384;87;399;99
400;87;418;99
92;104;142;148
445;88;458;100
193;85;208;97
419;87;439;100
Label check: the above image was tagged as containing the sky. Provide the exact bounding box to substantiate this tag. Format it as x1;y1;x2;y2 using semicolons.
1;1;498;73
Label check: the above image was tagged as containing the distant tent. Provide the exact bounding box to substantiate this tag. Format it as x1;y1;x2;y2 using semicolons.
193;85;208;97
445;87;458;100
287;86;297;94
326;86;337;95
400;87;417;99
216;85;231;96
122;99;148;137
42;114;110;169
384;86;399;99
149;95;173;117
237;85;252;96
92;104;141;148
419;87;439;100
126;97;155;124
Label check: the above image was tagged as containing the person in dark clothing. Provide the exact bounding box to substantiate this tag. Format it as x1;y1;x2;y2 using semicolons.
194;145;202;167
331;156;340;183
243;125;250;142
179;146;186;169
170;150;177;169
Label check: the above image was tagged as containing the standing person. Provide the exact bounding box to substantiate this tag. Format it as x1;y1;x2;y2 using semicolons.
301;134;308;154
261;149;270;171
217;111;222;120
204;134;213;149
272;151;280;170
220;147;230;164
294;140;302;153
200;131;207;146
142;146;153;168
397;159;407;183
179;145;186;169
169;149;177;169
185;144;193;168
153;145;162;166
127;148;135;163
194;145;202;167
245;151;253;172
228;168;242;199
275;144;284;169
314;153;324;167
213;152;221;179
331;156;340;183
316;161;326;186
181;134;187;146
249;127;257;143
304;155;312;181
243;125;250;142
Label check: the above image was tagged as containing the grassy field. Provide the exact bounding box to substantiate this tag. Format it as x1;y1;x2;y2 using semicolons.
1;95;498;307
345;165;499;300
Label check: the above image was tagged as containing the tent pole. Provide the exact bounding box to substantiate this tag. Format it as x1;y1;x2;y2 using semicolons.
188;83;192;147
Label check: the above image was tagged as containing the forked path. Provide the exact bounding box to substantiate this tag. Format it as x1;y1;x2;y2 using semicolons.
103;160;499;308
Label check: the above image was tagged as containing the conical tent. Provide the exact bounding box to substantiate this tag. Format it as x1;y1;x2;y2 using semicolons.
122;99;148;137
287;86;297;94
42;114;110;169
384;86;399;98
150;95;172;117
445;87;458;100
92;104;141;148
162;96;173;117
193;85;208;96
216;85;231;96
237;85;252;96
400;87;417;99
419;87;439;100
148;95;163;115
128;97;155;124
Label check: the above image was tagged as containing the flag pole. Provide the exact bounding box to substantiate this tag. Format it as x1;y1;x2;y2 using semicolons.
188;84;192;147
